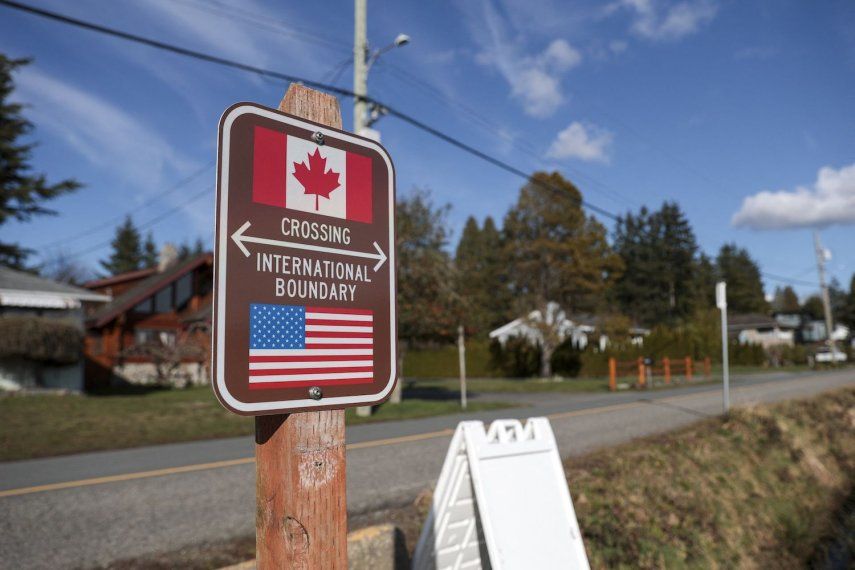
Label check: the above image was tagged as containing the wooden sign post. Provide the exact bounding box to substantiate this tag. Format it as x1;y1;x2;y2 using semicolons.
255;85;348;569
214;80;397;567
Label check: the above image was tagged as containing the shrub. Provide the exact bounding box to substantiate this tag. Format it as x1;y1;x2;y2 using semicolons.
488;337;540;378
0;316;83;364
551;339;582;377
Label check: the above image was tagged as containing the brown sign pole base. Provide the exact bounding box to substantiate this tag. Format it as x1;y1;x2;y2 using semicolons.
254;84;348;569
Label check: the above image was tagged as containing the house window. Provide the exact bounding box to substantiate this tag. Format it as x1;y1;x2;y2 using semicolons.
154;285;173;313
174;273;193;309
135;329;176;346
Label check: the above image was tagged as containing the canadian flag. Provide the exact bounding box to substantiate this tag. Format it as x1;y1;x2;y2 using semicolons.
252;126;373;223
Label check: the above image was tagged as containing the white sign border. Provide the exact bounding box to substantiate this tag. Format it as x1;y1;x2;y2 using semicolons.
214;103;397;414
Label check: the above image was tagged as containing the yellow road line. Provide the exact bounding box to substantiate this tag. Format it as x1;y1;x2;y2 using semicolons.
0;457;254;498
0;428;458;499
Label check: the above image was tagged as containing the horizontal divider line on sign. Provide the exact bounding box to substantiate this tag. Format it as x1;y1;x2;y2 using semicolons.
305;338;374;345
249;348;373;356
249;378;374;389
305;319;373;328
249;371;375;381
249;360;373;369
306;307;373;316
249;354;374;362
249;366;374;376
305;331;373;338
305;324;374;333
305;314;373;323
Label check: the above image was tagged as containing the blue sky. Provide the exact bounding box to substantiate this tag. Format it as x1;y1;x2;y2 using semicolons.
1;0;853;298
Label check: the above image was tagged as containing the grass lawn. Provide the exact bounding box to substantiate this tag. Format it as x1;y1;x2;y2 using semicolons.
0;387;514;462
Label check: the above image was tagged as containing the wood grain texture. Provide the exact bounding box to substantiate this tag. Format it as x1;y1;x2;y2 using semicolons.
255;83;347;570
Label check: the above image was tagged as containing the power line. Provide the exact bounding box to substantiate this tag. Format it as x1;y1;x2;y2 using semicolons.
171;0;351;52
760;272;817;288
36;161;214;250
0;0;621;222
63;185;214;260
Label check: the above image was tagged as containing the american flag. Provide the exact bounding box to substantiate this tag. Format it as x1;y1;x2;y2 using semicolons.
248;303;374;390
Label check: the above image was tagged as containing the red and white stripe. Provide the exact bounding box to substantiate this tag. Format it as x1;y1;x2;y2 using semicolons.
249;307;373;390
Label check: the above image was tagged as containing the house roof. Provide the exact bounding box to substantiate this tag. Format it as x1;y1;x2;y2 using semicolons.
83;267;157;290
0;266;110;308
87;253;212;328
727;313;777;331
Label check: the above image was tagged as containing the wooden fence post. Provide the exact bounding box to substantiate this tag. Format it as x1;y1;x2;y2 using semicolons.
255;85;348;570
663;357;671;385
637;357;645;389
608;357;617;391
685;356;693;381
704;356;711;377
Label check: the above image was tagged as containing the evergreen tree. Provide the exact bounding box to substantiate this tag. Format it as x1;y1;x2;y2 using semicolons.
771;286;800;313
100;216;143;275
1;55;80;268
612;202;700;326
455;215;510;335
692;253;717;310
142;232;158;269
715;244;767;313
801;294;825;320
503;171;622;376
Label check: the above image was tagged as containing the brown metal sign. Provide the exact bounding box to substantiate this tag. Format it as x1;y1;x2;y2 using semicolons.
213;103;396;415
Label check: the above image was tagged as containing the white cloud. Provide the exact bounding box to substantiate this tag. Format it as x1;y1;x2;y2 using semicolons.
469;1;582;117
732;162;855;230
547;121;613;162
616;0;718;41
15;68;198;200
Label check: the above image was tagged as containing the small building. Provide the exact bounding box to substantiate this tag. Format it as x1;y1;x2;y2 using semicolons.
84;252;213;387
0;266;110;391
489;303;648;351
728;313;793;348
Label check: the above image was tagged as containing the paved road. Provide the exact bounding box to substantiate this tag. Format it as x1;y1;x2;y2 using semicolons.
1;369;852;569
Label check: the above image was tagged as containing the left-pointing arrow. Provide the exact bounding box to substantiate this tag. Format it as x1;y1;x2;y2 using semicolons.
231;221;388;271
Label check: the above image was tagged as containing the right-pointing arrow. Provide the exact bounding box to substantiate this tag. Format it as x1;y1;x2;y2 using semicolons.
231;221;388;271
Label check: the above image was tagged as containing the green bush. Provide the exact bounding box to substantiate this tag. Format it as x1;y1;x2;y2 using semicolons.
488;337;540;377
551;339;582;377
0;316;82;364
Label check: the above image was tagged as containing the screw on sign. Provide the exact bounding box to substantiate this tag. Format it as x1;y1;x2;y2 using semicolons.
213;85;396;569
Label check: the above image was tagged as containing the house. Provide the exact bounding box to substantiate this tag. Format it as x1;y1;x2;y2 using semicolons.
728;313;793;348
83;252;213;387
489;303;648;351
800;319;850;343
0;266;110;391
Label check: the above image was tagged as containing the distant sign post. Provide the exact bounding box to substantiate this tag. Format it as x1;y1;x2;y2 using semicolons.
213;85;396;568
716;281;730;413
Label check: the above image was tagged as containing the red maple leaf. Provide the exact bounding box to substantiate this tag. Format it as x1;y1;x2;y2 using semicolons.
292;149;341;210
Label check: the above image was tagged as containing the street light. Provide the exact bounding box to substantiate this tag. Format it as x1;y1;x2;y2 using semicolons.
353;0;409;133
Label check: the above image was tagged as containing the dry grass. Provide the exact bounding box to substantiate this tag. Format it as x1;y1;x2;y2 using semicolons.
566;387;855;568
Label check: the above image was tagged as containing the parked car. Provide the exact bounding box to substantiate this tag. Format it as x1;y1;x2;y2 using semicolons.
809;346;848;366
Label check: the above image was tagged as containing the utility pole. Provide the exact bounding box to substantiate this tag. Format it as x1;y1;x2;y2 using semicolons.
716;281;730;414
457;324;467;410
813;231;836;353
353;0;368;134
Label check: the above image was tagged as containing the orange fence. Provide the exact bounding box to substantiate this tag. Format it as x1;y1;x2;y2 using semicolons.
608;356;711;391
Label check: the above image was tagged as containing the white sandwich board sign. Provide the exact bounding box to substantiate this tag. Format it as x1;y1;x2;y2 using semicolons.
413;418;590;570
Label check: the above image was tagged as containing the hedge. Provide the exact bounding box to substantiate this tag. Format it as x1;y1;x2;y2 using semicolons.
0;316;83;365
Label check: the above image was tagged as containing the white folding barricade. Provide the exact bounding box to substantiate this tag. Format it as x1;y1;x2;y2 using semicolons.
413;418;590;570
